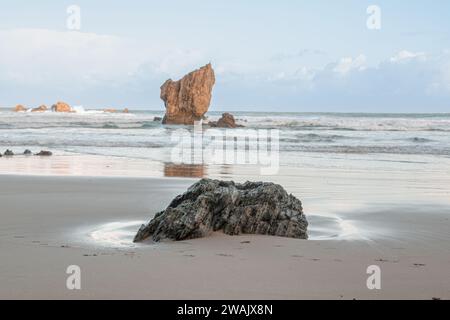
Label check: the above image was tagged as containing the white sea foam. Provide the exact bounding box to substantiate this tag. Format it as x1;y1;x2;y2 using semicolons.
1;111;450;163
88;220;146;248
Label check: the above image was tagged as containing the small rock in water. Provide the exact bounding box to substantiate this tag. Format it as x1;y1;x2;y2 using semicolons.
36;150;53;156
13;104;27;112
153;116;163;122
23;149;32;155
31;105;48;113
134;178;308;242
51;101;72;113
4;149;14;156
209;113;242;128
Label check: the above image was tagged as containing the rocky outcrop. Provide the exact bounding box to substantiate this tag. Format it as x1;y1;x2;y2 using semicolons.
134;179;308;242
31;105;48;112
13;105;27;112
123;108;129;113
24;149;32;155
161;63;215;125
36;150;52;156
103;108;116;113
51;102;72;113
209;113;242;128
153;116;162;122
4;149;14;156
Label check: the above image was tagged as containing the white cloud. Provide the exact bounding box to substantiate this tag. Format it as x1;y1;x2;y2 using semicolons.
0;29;449;111
0;28;209;88
214;50;450;111
332;54;367;74
0;29;140;87
389;50;426;63
262;50;450;96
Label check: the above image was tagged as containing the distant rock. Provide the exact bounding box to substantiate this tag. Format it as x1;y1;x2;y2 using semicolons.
51;102;72;113
103;108;117;113
209;113;242;128
23;149;32;155
153;116;162;122
4;149;14;156
161;63;215;125
123;108;129;113
36;150;53;156
134;179;308;242
31;105;48;113
13;105;27;112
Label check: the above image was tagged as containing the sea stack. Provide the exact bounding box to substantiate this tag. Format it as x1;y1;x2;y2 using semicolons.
13;105;27;112
51;101;72;113
161;63;215;125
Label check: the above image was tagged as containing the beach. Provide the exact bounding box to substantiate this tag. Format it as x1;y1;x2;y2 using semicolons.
0;159;449;299
2;0;450;303
1;110;450;299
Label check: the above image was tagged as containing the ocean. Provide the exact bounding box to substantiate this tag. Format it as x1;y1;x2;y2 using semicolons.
1;109;450;165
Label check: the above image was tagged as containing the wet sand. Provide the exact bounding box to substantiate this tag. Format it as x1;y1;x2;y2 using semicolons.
0;174;449;299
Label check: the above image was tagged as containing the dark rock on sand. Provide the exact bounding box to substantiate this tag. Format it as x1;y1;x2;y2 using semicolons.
4;149;14;156
134;178;308;242
23;149;32;155
161;63;215;125
209;113;242;128
36;150;52;156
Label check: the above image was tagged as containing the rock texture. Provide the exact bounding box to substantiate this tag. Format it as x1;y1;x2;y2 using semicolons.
13;105;27;112
51;102;72;113
36;150;52;156
4;149;14;156
161;63;215;125
134;179;308;242
209;113;242;128
31;105;48;112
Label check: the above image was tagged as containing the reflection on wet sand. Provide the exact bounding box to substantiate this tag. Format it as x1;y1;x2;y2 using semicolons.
164;163;206;178
0;154;165;177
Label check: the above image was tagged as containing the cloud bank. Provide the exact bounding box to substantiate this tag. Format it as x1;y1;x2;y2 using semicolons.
0;29;449;112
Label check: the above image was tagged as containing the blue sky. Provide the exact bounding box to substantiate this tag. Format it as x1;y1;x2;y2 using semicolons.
0;0;449;112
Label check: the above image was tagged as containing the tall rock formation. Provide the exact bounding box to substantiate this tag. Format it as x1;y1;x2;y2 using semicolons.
161;63;215;125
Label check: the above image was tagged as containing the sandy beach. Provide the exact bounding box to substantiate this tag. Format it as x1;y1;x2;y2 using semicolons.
1;168;449;300
2;0;450;304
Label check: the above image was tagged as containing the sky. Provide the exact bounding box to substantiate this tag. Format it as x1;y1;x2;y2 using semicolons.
0;0;449;112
